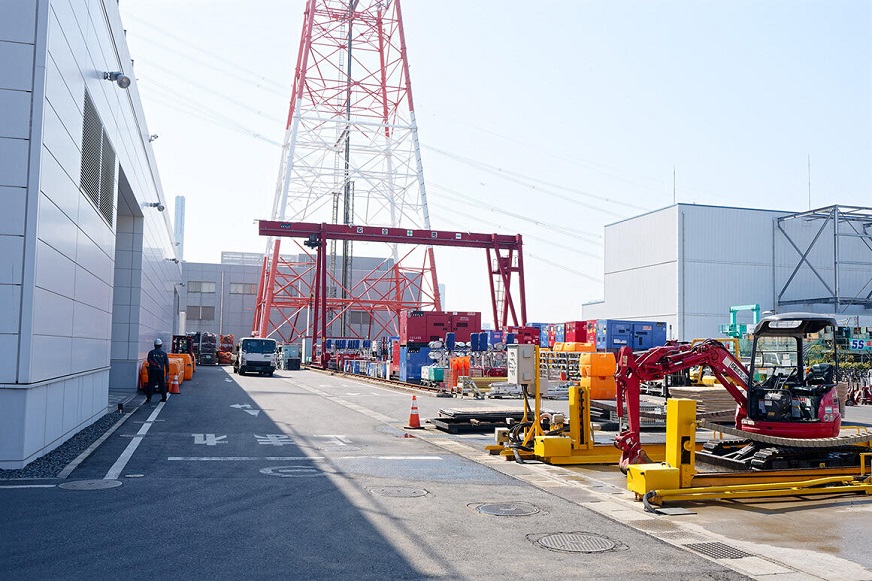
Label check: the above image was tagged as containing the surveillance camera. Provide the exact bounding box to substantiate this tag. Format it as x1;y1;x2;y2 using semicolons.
157;204;165;212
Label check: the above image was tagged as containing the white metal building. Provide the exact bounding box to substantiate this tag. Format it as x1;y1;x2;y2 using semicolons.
583;204;872;340
0;0;179;468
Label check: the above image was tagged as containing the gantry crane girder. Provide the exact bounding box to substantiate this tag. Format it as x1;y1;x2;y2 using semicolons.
256;220;527;366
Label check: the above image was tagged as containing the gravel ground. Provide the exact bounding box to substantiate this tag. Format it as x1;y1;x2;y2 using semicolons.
0;410;125;480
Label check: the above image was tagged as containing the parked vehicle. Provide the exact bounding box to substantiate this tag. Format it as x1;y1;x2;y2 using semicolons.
232;337;277;376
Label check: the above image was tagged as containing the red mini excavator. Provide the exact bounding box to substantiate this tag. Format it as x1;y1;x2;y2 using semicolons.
615;313;854;472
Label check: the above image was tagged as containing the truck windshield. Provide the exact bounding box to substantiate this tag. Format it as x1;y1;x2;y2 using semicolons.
242;339;276;354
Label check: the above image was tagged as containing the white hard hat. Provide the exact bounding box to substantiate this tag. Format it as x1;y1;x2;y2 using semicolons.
154;338;162;346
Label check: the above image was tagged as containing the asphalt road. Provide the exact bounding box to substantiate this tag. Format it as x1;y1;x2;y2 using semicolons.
3;365;862;580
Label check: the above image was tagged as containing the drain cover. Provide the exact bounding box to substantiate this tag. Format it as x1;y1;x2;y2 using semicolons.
369;486;428;498
533;532;622;553
475;502;540;517
59;480;123;491
684;542;754;560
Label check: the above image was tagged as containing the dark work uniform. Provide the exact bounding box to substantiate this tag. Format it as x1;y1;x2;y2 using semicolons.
145;346;170;401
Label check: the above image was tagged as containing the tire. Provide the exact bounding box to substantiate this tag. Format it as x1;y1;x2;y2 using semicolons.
239;367;246;376
268;371;274;377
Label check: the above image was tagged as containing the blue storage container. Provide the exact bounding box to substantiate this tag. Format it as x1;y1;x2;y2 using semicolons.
325;339;333;350
469;333;480;352
539;326;549;347
596;320;668;351
363;339;371;349
555;324;565;343
505;332;515;345
399;346;431;382
486;330;503;346
445;332;456;351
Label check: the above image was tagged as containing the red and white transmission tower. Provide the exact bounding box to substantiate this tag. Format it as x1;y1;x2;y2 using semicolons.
253;0;440;342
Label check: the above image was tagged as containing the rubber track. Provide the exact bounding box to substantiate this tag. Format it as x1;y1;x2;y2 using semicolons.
697;419;872;448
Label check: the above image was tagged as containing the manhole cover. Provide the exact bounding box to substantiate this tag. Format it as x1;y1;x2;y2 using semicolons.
475;502;540;516
59;480;123;491
368;487;428;498
532;532;622;553
683;542;754;560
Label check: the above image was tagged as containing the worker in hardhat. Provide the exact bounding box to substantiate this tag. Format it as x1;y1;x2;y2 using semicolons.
145;338;170;402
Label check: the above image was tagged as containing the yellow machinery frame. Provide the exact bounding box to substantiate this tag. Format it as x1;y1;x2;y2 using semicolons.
626;398;872;508
486;346;699;465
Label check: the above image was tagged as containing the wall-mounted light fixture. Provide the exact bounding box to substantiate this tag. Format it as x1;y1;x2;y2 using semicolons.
148;134;159;142
103;71;131;89
146;202;165;212
177;282;186;287
165;258;180;264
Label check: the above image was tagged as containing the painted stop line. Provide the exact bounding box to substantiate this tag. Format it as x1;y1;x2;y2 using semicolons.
260;465;324;478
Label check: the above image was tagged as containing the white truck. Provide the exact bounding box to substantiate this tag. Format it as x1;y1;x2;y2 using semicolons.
232;337;277;376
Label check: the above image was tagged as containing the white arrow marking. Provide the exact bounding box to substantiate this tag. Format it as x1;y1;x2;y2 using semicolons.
224;378;233;382
193;434;228;446
230;404;251;409
245;409;261;416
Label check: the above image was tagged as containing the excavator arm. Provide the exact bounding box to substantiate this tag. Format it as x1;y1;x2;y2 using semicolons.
614;339;751;471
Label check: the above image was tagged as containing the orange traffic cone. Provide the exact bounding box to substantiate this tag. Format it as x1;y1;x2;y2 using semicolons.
169;374;180;394
405;395;423;429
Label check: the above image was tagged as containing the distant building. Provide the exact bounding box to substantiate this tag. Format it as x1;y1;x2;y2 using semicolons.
583;204;872;340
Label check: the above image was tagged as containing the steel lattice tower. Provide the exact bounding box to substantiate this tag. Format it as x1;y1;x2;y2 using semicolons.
253;0;440;343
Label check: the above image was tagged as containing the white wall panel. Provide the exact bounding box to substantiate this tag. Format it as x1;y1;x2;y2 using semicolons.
38;152;81;225
0;89;32;139
0;334;19;384
31;286;74;336
61;376;81;434
75;228;113;284
35;238;76;298
21;385;47;457
0;41;34;90
0;0;37;43
0;186;27;236
0;235;24;284
44;381;65;444
0;389;25;461
29;335;72;382
0;138;30;187
605;207;678;273
74;265;112;312
70;337;110;373
0;285;20;334
73;302;111;339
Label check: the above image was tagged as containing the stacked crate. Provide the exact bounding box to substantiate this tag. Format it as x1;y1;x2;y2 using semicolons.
578;352;617;400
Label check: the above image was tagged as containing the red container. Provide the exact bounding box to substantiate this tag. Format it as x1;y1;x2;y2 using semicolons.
565;321;590;343
426;313;451;342
449;311;481;343
504;326;541;345
400;310;428;344
586;320;598;348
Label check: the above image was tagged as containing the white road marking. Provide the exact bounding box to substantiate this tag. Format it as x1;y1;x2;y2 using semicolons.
0;484;57;489
104;400;167;480
255;434;295;446
193;434;227;445
230;403;261;417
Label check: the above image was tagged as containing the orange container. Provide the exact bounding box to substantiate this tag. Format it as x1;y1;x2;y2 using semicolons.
138;361;148;390
168;353;194;381
580;376;617;400
579;352;616;376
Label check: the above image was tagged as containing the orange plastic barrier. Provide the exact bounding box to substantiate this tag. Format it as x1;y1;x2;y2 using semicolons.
169;359;184;385
579;352;616;376
168;353;194;381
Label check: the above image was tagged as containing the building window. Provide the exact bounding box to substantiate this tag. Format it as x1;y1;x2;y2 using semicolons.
349;311;371;325
188;281;216;293
186;306;215;320
230;283;258;295
80;91;116;227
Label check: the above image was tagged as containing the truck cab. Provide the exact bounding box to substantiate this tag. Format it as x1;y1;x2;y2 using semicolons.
232;337;277;376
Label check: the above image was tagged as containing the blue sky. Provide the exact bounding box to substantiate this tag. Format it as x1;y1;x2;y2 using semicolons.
120;1;871;322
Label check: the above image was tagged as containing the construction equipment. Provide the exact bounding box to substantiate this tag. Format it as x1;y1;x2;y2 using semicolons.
616;312;872;472
486;344;698;465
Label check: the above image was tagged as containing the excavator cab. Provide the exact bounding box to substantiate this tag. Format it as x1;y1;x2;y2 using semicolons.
744;313;840;436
